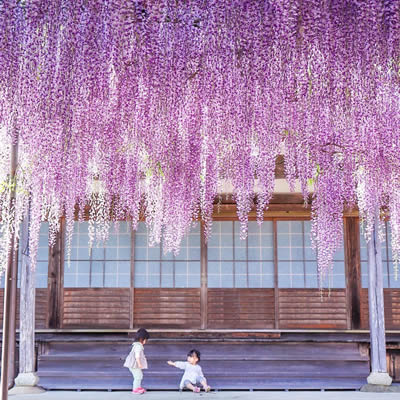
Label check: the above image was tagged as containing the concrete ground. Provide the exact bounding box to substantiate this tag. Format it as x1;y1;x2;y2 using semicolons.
7;391;400;400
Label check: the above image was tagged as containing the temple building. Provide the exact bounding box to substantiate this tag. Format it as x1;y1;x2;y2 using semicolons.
1;184;400;390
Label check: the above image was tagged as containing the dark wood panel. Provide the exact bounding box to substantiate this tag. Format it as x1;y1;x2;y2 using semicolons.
278;289;347;329
35;288;49;329
134;288;201;329
361;288;400;330
207;289;275;329
0;288;48;329
62;288;130;329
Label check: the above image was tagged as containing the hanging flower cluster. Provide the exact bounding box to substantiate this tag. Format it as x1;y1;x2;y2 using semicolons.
1;0;400;280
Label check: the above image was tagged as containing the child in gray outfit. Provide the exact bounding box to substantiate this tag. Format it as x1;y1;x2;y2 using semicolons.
167;349;211;392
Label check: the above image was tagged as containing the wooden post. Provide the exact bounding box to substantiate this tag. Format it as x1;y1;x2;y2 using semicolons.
0;137;18;400
273;219;279;329
366;211;392;386
7;245;18;390
200;221;208;330
130;228;135;329
18;213;35;372
344;217;361;329
47;222;63;329
11;209;45;394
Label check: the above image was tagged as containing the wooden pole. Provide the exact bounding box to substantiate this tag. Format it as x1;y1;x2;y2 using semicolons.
7;245;18;389
0;137;18;400
344;217;361;329
366;211;392;386
47;220;63;329
13;205;42;391
200;221;208;329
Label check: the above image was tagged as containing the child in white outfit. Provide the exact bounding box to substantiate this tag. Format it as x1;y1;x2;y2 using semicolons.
167;349;211;392
124;328;149;395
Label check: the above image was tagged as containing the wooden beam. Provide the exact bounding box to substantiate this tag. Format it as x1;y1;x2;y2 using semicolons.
212;203;358;219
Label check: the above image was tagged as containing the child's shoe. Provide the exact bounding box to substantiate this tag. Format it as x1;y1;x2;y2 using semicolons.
138;387;147;393
193;387;200;393
204;385;211;392
132;388;145;395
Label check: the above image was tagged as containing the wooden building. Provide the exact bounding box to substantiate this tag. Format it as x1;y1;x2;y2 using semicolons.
1;191;400;390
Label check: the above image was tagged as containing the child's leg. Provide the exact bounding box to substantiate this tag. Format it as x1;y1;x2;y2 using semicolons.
200;378;211;392
184;380;200;393
129;368;143;390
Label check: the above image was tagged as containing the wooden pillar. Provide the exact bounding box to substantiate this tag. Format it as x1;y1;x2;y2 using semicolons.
7;246;18;389
47;221;63;329
0;137;18;400
11;211;46;395
130;228;135;329
200;222;208;329
344;217;361;329
273;219;279;329
366;212;392;386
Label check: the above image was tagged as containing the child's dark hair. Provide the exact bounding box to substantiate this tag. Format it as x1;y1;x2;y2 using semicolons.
187;349;200;361
134;328;150;343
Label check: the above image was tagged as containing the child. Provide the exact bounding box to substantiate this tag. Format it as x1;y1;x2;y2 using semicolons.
124;328;150;395
167;349;211;393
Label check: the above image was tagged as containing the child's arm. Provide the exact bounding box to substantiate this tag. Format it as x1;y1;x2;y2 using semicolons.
167;361;186;369
136;354;143;369
198;365;205;378
167;361;176;367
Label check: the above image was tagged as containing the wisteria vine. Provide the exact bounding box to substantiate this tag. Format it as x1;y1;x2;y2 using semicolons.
1;0;400;282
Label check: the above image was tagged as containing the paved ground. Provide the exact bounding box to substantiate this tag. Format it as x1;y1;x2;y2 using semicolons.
7;391;400;400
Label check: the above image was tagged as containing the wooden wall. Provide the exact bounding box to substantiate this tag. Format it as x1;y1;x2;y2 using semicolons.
1;214;400;331
133;289;201;329
0;289;48;329
360;289;400;330
278;289;347;329
207;289;275;329
62;288;131;329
